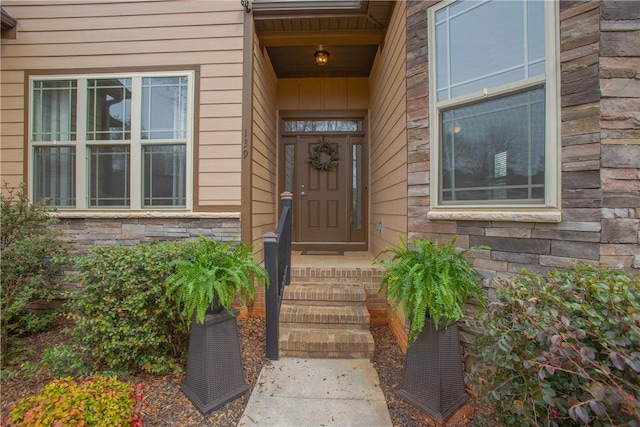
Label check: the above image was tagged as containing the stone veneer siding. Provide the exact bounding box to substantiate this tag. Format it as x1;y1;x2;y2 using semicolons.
406;0;639;353
52;216;241;250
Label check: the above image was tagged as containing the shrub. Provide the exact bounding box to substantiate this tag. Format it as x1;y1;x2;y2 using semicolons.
0;183;71;356
63;241;190;375
3;376;144;426
470;265;640;426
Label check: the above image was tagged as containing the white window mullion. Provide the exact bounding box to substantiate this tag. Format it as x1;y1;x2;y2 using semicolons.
30;71;193;211
545;0;560;209
131;77;142;210
76;78;88;210
186;72;195;210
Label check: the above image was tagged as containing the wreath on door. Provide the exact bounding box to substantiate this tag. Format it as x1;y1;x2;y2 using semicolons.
308;138;339;171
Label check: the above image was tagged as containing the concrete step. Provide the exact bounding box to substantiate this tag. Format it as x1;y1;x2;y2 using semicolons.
283;284;366;305
280;304;370;326
279;328;375;359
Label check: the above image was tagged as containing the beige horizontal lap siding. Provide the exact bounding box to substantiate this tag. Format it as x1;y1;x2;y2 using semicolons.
251;33;278;262
0;1;245;209
369;0;408;258
277;78;369;111
0;70;25;190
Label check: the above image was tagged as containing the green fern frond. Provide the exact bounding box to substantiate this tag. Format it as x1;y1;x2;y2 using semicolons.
375;235;488;346
165;235;268;324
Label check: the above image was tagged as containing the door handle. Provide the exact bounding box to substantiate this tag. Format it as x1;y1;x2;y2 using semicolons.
300;191;306;196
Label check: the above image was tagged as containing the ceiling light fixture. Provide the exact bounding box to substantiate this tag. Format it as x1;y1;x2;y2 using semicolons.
315;50;329;66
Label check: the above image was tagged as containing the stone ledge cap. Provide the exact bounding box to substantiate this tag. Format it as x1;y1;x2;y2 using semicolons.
50;211;241;219
427;209;562;223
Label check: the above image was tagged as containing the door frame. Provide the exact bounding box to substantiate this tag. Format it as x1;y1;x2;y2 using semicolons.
278;110;369;252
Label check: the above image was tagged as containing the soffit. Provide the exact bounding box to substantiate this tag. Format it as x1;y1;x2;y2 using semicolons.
252;0;394;79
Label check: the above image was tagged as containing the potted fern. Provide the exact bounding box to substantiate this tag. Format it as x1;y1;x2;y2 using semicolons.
375;236;487;422
166;236;267;323
166;236;267;414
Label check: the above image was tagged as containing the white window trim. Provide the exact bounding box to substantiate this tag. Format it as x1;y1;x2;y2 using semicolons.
28;71;195;212
427;0;561;222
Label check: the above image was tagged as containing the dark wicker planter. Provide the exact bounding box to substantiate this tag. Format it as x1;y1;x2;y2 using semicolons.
398;317;468;422
181;309;248;414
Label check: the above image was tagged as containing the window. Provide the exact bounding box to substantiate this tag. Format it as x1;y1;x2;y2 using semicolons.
29;72;194;210
429;0;558;210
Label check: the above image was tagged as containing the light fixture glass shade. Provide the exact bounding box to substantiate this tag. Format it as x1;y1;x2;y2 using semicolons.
315;50;329;66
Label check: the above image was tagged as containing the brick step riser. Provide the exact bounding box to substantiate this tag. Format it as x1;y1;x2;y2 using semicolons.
291;279;380;287
279;350;373;359
279;342;374;352
281;322;370;331
279;331;374;353
282;299;365;307
279;314;370;325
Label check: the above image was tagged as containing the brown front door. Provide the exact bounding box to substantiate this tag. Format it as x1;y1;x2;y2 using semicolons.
299;136;348;242
281;115;367;251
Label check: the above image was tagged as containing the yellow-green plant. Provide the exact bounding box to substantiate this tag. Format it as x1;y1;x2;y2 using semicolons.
5;376;144;426
375;236;487;345
166;236;268;323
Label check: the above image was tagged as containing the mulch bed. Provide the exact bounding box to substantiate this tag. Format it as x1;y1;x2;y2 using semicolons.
1;317;476;426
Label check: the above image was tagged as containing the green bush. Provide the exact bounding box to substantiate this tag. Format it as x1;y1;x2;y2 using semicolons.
62;241;190;375
0;183;71;356
470;265;640;426
4;376;144;426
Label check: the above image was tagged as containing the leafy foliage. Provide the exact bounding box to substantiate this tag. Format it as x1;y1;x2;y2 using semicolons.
0;183;71;357
470;265;640;426
166;236;268;324
375;236;486;345
3;376;144;426
62;241;190;375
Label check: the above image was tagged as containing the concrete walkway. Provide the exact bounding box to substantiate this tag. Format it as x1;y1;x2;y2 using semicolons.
237;358;393;427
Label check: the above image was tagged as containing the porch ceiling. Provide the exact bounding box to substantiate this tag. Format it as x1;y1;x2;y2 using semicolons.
252;0;394;79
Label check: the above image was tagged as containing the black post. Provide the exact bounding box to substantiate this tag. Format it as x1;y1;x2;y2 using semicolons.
263;231;279;360
263;192;293;361
281;192;292;286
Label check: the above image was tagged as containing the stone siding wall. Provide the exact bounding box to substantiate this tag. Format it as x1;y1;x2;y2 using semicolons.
598;1;640;269
405;0;640;353
53;216;241;252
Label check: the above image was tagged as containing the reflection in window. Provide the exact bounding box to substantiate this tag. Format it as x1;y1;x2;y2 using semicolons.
34;147;76;206
87;78;132;140
143;145;186;207
142;77;188;140
31;72;193;209
435;0;545;101
284;145;295;193
283;120;361;133
32;80;77;142
441;88;545;203
352;145;362;230
89;146;130;207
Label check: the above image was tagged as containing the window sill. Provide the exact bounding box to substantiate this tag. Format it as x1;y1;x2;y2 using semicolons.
427;208;561;223
50;211;240;219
